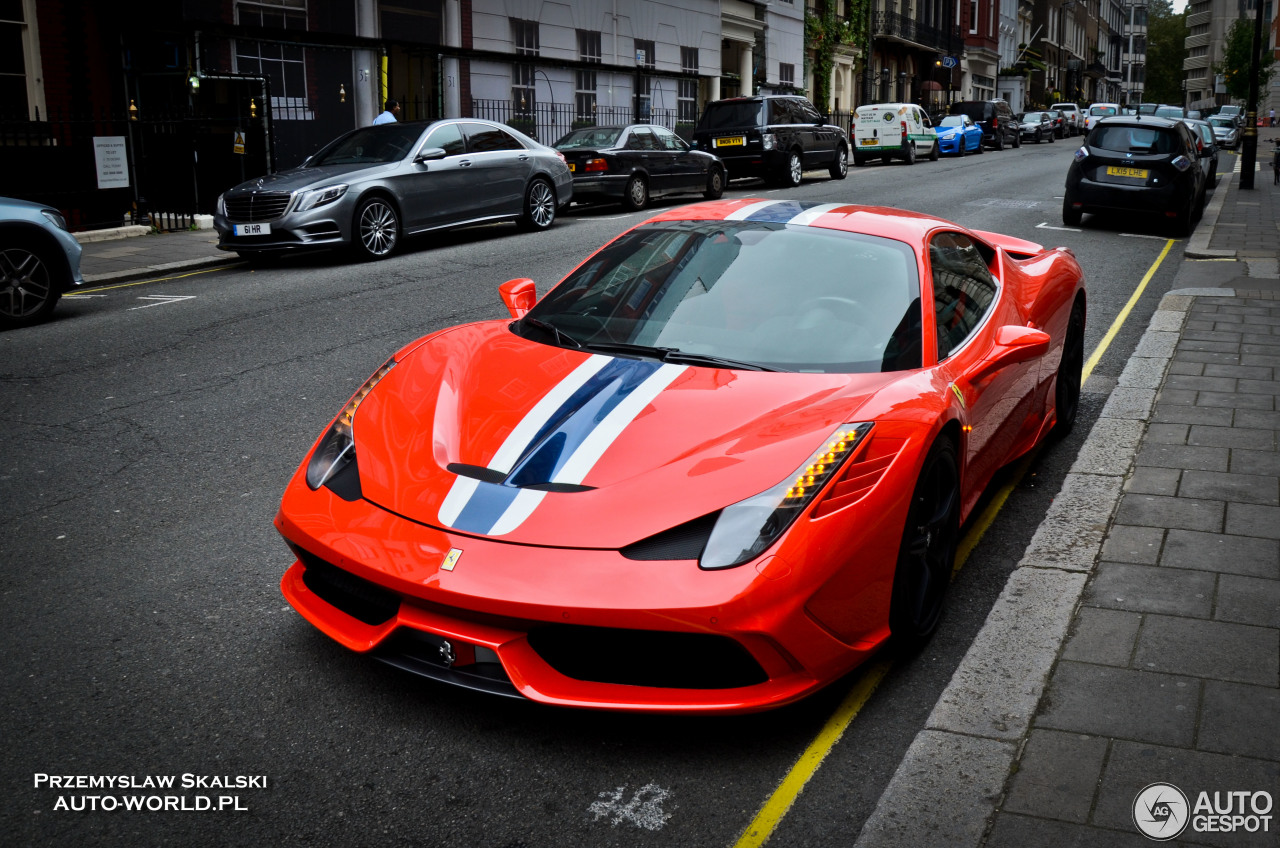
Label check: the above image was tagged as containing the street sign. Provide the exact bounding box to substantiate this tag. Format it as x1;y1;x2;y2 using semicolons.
233;130;245;155
941;56;959;69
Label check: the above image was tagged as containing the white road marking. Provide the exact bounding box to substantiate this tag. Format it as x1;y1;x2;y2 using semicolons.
130;295;196;310
1119;232;1170;240
1036;222;1082;232
589;783;674;831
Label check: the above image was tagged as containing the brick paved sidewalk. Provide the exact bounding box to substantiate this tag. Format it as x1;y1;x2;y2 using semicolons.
987;289;1280;848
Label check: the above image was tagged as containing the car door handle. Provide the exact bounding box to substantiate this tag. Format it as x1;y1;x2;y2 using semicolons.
518;154;529;161
459;159;472;167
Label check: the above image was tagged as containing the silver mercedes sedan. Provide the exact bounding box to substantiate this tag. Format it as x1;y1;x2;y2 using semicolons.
214;119;574;261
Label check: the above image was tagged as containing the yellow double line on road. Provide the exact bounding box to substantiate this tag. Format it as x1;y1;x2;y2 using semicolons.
733;236;1176;848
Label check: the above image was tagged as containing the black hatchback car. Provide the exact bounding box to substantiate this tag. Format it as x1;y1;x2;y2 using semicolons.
691;95;848;186
1063;116;1205;235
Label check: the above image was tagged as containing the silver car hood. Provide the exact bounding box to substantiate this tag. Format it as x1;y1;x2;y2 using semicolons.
226;163;392;194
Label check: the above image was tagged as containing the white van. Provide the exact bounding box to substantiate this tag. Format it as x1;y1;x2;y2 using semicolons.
851;103;938;165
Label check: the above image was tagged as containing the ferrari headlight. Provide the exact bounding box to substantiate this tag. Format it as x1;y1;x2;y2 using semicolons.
700;423;874;570
295;184;349;213
305;358;396;490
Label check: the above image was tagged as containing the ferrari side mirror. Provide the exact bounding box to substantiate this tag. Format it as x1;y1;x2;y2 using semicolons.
499;278;538;318
970;325;1051;382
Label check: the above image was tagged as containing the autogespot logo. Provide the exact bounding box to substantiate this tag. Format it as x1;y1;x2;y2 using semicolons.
1133;783;1190;841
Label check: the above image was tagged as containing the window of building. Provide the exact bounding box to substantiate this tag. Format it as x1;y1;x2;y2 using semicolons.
0;0;42;120
511;18;539;119
235;0;312;120
578;30;600;63
576;30;600;123
678;46;699;124
969;0;978;35
779;63;795;88
512;18;539;56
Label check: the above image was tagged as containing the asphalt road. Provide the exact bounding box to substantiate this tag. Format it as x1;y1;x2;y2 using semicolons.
0;137;1208;847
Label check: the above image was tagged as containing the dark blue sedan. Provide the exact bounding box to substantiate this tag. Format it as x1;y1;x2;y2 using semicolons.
933;115;983;156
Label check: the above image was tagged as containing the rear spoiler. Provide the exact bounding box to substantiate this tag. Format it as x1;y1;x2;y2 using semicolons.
970;229;1045;260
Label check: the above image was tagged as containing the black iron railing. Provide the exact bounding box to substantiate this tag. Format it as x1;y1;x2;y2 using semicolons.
872;12;961;53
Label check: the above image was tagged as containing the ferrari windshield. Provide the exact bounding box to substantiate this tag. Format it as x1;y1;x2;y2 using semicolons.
555;127;625;149
307;125;424;166
520;221;923;373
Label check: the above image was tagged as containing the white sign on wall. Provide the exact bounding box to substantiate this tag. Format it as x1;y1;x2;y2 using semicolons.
93;136;130;189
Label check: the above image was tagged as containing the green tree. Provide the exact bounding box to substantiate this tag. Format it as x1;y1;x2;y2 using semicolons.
805;0;868;111
1144;0;1187;105
1214;18;1277;102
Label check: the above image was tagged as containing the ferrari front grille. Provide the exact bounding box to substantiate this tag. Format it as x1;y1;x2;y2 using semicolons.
527;625;767;689
224;191;292;223
297;552;400;625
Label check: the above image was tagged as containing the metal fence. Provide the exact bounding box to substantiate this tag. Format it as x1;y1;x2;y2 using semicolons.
0;108;212;231
470;99;685;145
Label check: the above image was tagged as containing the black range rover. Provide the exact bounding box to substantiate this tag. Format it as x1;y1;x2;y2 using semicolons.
691;95;848;186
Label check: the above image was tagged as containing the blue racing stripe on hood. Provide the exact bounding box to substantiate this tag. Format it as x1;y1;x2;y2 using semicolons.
505;357;664;487
744;200;817;223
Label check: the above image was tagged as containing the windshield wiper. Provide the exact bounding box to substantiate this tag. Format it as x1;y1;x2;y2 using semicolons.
582;341;785;372
520;317;581;348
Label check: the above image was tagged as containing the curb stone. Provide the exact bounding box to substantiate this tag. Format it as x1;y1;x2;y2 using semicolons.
853;289;1216;848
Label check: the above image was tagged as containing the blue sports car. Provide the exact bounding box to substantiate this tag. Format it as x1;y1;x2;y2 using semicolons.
933;115;983;156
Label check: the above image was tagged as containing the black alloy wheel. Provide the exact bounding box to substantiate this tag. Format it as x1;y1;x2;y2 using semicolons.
829;144;848;179
704;166;725;198
353;196;399;259
622;174;649;211
0;244;59;328
889;437;960;649
1053;298;1086;437
977;136;985;154
958;138;967;157
780;150;803;187
519;178;557;231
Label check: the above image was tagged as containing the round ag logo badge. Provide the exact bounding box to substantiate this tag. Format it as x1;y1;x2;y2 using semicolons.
1133;782;1190;841
882;111;894;123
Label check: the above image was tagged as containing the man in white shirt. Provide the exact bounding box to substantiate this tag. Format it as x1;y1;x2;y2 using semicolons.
373;99;401;125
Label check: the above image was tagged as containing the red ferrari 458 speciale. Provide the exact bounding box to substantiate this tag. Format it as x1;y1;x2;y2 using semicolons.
276;199;1085;713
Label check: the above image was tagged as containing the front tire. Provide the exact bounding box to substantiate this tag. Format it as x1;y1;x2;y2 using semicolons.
829;144;849;179
995;133;1004;151
518;178;557;231
976;136;985;154
889;437;960;650
353;196;399;260
958;139;967;157
621;174;649;211
1053;299;1086;437
0;243;61;329
902;142;917;166
928;141;939;161
704;166;725;199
